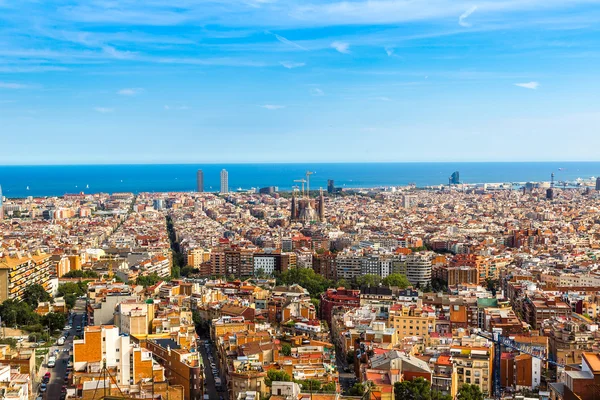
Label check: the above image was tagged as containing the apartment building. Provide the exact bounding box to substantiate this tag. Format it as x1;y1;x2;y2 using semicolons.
73;326;165;387
405;253;432;286
388;303;436;341
145;338;203;400
0;252;52;301
450;336;493;396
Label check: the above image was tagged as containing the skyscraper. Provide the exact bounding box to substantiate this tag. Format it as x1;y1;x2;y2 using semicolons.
327;179;335;194
596;177;600;191
196;170;204;193
449;171;460;185
220;169;228;194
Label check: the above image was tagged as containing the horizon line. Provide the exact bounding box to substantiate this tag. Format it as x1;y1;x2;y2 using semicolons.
2;160;600;167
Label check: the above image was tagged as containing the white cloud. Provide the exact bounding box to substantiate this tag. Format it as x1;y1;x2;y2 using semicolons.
280;61;306;69
94;107;115;113
118;88;143;96
310;88;325;96
371;96;392;101
385;46;394;56
459;6;478;27
331;41;350;54
0;82;28;89
514;81;540;89
260;104;285;110
102;45;136;60
273;33;307;50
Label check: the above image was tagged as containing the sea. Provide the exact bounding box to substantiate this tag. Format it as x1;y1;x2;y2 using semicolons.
0;162;599;198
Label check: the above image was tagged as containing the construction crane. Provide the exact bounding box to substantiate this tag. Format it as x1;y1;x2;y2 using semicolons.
305;171;314;195
475;330;564;399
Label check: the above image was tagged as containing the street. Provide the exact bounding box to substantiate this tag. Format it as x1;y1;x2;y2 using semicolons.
35;299;86;399
198;339;223;400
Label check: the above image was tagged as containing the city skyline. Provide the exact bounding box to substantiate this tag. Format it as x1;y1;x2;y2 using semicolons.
1;1;600;164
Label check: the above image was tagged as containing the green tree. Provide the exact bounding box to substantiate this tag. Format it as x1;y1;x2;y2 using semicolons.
57;282;86;298
42;312;66;332
394;377;431;400
382;273;410;288
63;270;99;279
456;384;484;400
22;284;51;309
281;343;292;356
180;266;195;277
354;274;381;288
297;379;321;392
135;273;161;287
265;369;291;386
64;293;77;310
0;299;40;327
334;278;350;288
279;268;332;298
346;350;355;365
321;382;336;392
347;383;365;396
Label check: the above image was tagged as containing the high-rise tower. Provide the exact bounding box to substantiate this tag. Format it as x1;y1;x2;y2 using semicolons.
596;177;600;191
546;172;555;200
220;169;229;194
449;171;460;185
196;170;204;193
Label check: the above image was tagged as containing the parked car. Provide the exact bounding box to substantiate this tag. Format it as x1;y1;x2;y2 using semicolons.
39;384;47;393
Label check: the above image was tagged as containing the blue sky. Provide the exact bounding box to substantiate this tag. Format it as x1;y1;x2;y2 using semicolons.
1;0;600;164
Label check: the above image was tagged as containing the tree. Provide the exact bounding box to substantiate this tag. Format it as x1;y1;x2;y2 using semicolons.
321;382;336;392
382;273;410;288
63;270;99;279
64;293;77;310
180;266;194;277
135;273;161;287
57;282;86;298
346;350;355;365
297;379;321;392
265;369;291;386
279;268;333;298
456;384;484;400
22;284;51;309
354;274;381;288
347;383;365;396
42;312;67;332
394;378;431;400
0;299;40;327
334;278;350;288
281;343;292;356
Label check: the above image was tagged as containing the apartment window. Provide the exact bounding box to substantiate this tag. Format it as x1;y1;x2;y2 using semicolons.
116;359;119;362
466;378;471;384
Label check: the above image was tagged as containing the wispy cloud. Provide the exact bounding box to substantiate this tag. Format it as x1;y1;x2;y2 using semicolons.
273;33;307;50
310;88;325;96
102;45;137;60
514;81;540;89
385;46;394;56
260;104;285;110
280;61;306;69
331;41;350;54
118;88;144;96
0;82;29;89
164;105;190;110
459;6;478;27
94;107;115;113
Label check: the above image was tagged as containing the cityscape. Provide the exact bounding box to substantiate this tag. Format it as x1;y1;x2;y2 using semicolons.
2;0;600;399
1;169;600;400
